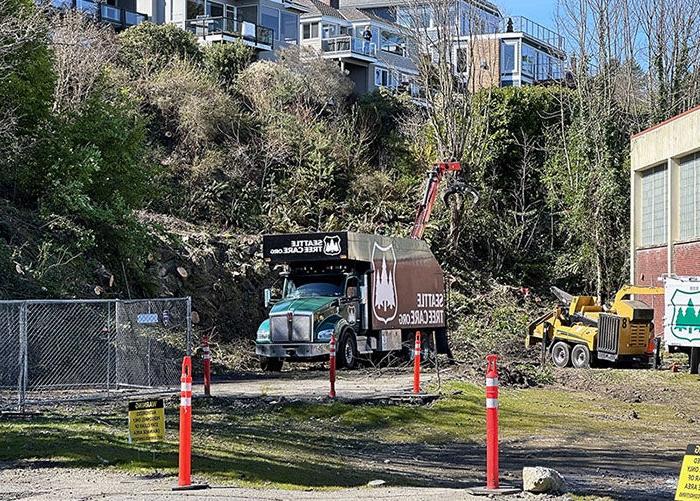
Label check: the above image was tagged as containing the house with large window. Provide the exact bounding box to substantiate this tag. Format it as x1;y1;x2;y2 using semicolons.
339;0;567;89
141;0;308;53
50;0;148;30
298;0;418;95
630;106;700;337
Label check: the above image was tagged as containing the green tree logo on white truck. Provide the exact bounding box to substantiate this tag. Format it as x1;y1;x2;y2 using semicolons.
670;289;700;342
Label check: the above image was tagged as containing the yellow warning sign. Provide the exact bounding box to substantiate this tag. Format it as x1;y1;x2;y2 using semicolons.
128;399;165;443
676;444;700;500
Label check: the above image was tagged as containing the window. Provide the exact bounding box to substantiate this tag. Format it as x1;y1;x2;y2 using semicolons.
680;154;700;241
237;5;257;24
261;6;279;40
281;12;298;43
521;43;536;76
186;0;204;18
380;30;406;56
302;22;319;39
206;1;223;17
322;24;337;39
500;41;516;74
375;68;389;87
640;165;668;247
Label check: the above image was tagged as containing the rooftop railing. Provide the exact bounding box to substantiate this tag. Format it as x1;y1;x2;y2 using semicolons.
321;36;377;58
500;16;565;51
184;17;273;48
49;0;147;28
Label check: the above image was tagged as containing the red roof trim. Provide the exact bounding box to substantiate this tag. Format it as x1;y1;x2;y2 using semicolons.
632;104;700;139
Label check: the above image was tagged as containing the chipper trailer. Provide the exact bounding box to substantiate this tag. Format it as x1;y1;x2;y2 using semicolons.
526;285;664;368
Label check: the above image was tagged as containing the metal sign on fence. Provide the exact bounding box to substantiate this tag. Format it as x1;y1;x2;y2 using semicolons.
0;297;192;412
137;313;160;325
128;398;166;443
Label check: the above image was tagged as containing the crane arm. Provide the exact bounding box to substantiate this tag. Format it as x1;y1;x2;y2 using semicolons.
410;162;461;240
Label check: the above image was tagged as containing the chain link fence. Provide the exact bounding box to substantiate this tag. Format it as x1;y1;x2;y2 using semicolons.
0;298;191;411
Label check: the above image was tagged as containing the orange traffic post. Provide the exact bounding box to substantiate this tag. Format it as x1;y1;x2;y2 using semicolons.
468;354;518;496
202;336;211;397
413;331;421;394
329;334;336;398
172;356;209;491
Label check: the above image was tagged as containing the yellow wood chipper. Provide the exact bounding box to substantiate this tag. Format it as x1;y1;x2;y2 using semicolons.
526;285;664;368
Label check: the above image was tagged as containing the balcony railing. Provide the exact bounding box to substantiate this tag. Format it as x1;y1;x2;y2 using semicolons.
501;16;565;51
321;36;376;58
184;17;273;48
49;0;147;28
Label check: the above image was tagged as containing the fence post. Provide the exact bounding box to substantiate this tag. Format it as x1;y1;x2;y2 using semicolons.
106;301;111;392
17;302;28;412
202;335;211;397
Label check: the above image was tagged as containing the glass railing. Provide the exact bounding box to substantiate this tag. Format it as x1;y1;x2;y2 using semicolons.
48;0;146;27
501;16;565;51
321;36;376;57
184;17;273;47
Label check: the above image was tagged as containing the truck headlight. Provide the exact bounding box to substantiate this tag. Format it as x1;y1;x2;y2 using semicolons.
257;324;270;342
317;329;333;341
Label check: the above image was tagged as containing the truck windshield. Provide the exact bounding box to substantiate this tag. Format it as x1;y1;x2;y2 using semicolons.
287;282;342;298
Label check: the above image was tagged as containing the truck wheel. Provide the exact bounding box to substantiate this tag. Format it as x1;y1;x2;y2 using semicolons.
551;341;571;368
260;357;283;372
337;331;358;369
571;344;591;369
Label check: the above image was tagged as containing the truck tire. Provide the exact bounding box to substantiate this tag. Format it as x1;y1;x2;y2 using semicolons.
571;344;591;369
337;331;358;369
551;341;571;368
260;357;283;372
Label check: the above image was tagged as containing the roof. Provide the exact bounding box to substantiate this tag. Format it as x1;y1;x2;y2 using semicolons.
297;0;344;19
338;7;403;29
631;104;700;140
339;0;501;17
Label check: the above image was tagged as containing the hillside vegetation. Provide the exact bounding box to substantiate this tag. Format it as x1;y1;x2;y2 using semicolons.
0;0;694;363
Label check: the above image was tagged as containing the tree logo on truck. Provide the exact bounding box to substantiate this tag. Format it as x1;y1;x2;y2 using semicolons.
670;289;700;342
372;243;397;324
323;235;342;256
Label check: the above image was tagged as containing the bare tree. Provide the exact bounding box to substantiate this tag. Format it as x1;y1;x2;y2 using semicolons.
396;0;496;250
0;0;47;76
50;10;118;113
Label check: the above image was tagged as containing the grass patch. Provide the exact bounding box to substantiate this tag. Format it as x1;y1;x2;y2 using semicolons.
1;375;698;490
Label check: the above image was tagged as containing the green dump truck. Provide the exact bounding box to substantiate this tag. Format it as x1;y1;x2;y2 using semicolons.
255;232;449;371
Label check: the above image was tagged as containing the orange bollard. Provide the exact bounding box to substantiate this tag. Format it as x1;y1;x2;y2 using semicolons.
485;354;499;490
329;334;336;399
172;356;208;491
468;354;518;495
413;331;421;394
202;336;211;397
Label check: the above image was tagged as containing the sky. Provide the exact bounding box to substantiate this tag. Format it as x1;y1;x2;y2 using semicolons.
496;0;558;30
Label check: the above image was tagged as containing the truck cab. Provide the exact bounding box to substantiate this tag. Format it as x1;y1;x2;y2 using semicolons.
255;232;449;371
256;265;366;371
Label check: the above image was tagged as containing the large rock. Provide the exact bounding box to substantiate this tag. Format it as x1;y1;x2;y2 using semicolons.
522;466;566;493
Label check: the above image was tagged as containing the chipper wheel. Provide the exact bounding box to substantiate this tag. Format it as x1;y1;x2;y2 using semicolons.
551;341;571;368
571;344;591;369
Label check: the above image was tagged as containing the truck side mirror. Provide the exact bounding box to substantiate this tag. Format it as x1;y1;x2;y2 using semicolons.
264;288;272;308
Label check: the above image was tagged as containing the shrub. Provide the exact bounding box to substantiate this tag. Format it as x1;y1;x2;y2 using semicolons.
118;22;202;77
203;41;254;91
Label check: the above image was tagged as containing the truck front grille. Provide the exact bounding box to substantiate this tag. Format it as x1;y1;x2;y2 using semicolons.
597;314;621;355
270;316;289;342
291;315;312;341
270;314;312;342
